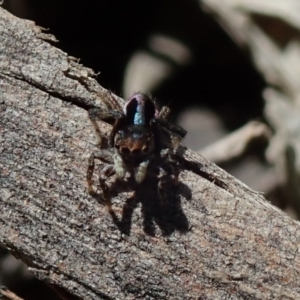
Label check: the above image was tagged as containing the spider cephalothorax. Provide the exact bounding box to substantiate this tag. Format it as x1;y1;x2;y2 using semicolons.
87;92;186;211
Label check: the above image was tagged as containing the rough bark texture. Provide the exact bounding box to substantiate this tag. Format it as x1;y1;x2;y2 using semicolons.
1;7;300;300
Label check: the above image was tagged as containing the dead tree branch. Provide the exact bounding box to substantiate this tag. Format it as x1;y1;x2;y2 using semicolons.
198;121;271;164
200;0;300;215
1;7;300;300
0;287;24;300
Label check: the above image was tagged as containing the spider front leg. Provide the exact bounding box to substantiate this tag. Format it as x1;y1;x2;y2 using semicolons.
155;117;187;140
158;105;171;120
134;160;150;183
99;165;116;212
157;151;180;203
86;149;114;195
167;152;180;185
88;108;124;146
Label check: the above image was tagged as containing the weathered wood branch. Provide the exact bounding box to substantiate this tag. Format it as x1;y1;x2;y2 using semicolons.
0;287;24;300
1;7;300;300
200;0;300;213
198;121;271;164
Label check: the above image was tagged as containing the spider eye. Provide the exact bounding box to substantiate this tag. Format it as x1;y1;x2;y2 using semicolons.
131;149;141;155
121;147;130;154
115;143;120;149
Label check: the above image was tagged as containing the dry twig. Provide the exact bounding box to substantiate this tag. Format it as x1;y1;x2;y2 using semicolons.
0;287;24;300
199;121;271;164
201;0;300;213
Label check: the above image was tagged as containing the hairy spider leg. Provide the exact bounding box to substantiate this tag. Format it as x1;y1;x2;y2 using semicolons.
99;165;116;212
149;118;186;157
155;103;187;139
113;153;126;180
88;108;124;146
107;90;124;111
155;118;187;140
157;152;180;203
87;149;114;195
134;159;150;183
158;105;171;119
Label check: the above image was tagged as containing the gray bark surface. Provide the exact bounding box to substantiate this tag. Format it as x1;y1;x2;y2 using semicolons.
1;7;300;300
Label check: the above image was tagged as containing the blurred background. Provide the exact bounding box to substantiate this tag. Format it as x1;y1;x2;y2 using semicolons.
2;0;300;298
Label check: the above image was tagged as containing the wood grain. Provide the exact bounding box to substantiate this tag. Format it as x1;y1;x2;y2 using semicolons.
1;7;300;300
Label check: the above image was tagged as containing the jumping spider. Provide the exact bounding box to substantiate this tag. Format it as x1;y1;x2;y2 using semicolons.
86;92;187;211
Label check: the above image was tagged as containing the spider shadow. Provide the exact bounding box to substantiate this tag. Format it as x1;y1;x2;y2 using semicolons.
105;175;191;236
